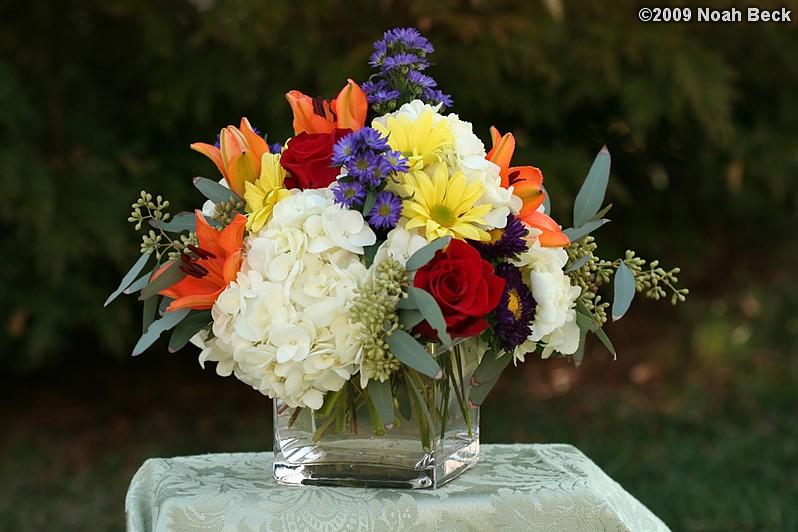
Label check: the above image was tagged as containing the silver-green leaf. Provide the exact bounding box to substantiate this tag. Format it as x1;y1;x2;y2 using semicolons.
105;252;152;307
366;380;395;426
168;310;212;353
193;176;243;205
405;236;451;271
399;287;451;346
612;261;636;321
563;218;610;244
573;147;611;228
386;330;442;378
132;307;191;356
140;260;186;300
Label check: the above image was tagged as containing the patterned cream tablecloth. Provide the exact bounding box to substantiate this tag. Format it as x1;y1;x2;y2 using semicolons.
125;443;669;531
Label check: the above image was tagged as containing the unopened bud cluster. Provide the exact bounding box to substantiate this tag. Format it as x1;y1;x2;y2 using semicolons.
212;199;246;227
350;258;408;382
566;237;688;324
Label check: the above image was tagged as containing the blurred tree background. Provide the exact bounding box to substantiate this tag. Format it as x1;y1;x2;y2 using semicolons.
1;0;796;530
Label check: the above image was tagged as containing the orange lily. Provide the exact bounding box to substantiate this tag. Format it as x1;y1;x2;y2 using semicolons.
156;211;247;311
487;127;570;248
190;118;269;198
286;79;367;135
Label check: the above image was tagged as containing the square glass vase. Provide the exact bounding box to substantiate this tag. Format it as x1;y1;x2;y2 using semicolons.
273;338;481;489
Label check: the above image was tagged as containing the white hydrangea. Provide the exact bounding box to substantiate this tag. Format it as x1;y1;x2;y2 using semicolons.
372;225;428;267
513;235;581;361
196;188;374;409
373;100;520;229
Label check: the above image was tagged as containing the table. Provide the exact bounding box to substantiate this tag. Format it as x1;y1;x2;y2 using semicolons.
126;443;669;531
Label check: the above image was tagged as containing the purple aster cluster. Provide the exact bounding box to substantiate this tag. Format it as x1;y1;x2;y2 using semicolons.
469;215;529;261
331;127;408;230
364;27;453;113
493;263;537;352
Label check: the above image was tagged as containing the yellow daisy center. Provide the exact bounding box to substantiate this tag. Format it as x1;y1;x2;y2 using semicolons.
507;289;523;320
430;204;456;227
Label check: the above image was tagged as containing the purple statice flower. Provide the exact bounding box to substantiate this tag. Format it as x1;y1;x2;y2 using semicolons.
269;142;282;154
382;52;428;74
332;181;366;209
367;191;403;229
422;88;453;110
407;70;437;89
493;263;536;352
384;150;410;174
469;215;529;261
382;28;435;55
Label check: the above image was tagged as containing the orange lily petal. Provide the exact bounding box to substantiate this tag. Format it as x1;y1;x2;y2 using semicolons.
286;90;336;134
521;211;571;248
486;127;516;186
166;289;224;312
227;152;259;197
508;166;545;217
239;117;269;161
190;142;227;180
218;215;248;256
222;251;243;284
331;79;367;131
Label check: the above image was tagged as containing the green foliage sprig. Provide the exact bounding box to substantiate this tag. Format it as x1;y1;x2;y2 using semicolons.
566;236;688;326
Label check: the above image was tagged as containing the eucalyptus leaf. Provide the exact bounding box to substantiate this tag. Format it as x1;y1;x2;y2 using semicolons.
149;212;220;233
363;242;380;269
592;203;613;221
563;218;609;244
142;294;159;334
386;330;441;378
405;236;451;271
140;260;186;300
105;252;152;307
564;254;591;273
124;268;154;295
395;381;413;421
193;176;244;205
594;325;617;360
132;307;191;356
573;147;611;228
398;308;424;330
612;261;636;321
168;310;212;353
469;349;512;406
366;380;395;426
573;328;588;365
399;288;451;346
541;184;551;215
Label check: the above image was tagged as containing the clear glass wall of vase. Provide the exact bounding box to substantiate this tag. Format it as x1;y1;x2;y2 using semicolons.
273;338;481;489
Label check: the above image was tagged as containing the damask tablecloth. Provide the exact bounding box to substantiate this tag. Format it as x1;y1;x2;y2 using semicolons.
125;443;669;531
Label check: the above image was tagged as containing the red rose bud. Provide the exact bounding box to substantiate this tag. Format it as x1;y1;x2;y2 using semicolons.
413;239;505;339
281;129;351;190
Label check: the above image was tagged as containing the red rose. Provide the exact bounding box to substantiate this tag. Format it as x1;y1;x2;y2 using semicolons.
281;129;351;190
414;239;505;339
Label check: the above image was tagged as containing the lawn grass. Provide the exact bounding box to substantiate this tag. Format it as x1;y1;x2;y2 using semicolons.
1;314;796;531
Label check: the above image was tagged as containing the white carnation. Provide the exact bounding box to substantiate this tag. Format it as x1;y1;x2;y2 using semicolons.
515;240;581;359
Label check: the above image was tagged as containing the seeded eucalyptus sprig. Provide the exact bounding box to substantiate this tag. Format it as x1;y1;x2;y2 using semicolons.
211;199;246;226
128;190;182;260
566;236;688;326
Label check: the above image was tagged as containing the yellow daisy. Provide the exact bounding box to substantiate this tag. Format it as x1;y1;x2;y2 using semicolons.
372;109;454;172
402;166;492;242
243;153;291;232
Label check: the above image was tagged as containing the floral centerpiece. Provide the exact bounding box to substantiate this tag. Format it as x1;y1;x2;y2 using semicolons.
107;28;686;488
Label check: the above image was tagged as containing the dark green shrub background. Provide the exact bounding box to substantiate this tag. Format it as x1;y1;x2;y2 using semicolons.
1;1;797;529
